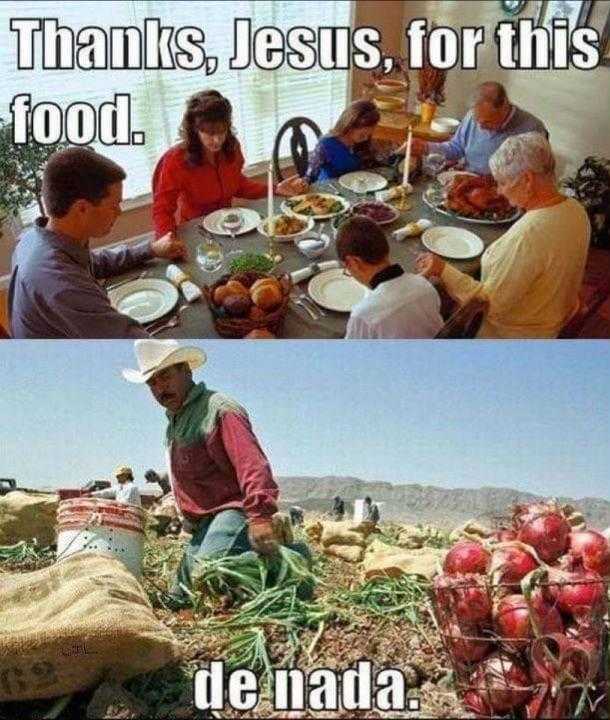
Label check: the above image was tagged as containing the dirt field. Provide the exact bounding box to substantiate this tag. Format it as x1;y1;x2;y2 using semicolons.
0;524;469;720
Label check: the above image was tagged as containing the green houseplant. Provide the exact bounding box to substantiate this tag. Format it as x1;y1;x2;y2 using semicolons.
0;116;69;236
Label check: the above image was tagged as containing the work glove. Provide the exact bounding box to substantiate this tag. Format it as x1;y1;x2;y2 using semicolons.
248;518;279;557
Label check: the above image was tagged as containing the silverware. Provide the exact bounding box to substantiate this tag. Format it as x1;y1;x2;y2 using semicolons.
290;296;319;321
298;292;326;317
105;270;147;291
145;304;189;334
149;315;181;336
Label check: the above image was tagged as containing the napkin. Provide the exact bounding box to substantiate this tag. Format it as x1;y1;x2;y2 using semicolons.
290;260;341;284
375;183;413;202
391;219;433;241
166;264;202;302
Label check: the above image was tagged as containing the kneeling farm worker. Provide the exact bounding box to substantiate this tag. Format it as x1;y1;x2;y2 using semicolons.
123;339;304;607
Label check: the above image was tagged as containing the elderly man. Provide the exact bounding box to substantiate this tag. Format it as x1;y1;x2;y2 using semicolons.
9;147;186;338
123;339;287;607
417;132;590;338
337;216;443;338
91;466;141;506
412;82;547;175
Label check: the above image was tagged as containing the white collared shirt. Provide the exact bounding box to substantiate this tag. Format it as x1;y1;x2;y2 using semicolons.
92;482;142;507
345;273;443;339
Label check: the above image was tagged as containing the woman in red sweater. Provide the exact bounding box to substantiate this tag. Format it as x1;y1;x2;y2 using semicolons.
152;90;305;238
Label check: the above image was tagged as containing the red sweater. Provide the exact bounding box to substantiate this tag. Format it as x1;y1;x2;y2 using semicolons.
152;142;267;238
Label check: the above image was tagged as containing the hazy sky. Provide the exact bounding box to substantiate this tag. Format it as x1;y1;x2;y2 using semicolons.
1;341;608;500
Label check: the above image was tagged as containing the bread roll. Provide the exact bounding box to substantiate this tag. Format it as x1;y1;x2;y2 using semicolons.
213;284;232;306
251;282;282;311
225;280;249;297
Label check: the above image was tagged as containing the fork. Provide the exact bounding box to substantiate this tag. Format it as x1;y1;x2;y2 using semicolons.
298;292;326;317
290;294;319;321
149;315;181;336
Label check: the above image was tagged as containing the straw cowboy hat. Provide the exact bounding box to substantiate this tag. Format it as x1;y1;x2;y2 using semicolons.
122;339;206;384
114;465;133;479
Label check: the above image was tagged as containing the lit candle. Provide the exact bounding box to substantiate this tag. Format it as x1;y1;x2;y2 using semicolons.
267;164;275;237
403;127;412;187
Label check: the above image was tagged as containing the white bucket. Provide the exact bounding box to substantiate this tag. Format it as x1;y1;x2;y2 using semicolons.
56;498;145;577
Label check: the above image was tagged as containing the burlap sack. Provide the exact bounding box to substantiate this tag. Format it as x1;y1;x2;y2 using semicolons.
449;519;492;543
0;491;59;546
363;539;443;580
151;493;179;520
0;552;181;701
271;512;294;546
320;520;374;548
323;544;364;563
305;520;323;542
396;525;428;549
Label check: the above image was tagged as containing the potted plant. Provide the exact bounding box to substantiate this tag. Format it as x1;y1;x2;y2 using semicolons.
416;48;448;126
0;116;69;238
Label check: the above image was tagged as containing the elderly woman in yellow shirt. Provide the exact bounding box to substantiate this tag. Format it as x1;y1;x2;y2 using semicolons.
417;132;590;338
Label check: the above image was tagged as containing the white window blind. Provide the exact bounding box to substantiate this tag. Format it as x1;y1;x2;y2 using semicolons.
0;0;352;220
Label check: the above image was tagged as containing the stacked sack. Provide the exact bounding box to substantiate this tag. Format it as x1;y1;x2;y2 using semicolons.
306;520;375;563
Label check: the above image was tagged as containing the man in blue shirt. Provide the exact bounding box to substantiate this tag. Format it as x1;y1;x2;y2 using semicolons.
412;82;548;175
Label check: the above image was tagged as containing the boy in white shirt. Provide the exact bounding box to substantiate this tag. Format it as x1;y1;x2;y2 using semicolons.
336;216;443;339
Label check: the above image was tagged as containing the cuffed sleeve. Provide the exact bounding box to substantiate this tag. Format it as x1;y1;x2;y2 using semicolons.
90;239;153;279
218;411;279;521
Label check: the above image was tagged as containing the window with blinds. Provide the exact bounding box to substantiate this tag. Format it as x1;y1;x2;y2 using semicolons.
0;0;352;220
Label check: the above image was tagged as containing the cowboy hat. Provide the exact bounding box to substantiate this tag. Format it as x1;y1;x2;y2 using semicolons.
114;465;133;479
122;339;206;384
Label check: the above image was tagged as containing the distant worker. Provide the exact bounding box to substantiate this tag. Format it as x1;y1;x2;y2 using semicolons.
91;465;142;506
145;468;171;495
332;496;345;521
289;506;305;527
364;496;380;524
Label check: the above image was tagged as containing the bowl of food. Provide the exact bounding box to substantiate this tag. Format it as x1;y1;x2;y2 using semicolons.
351;200;400;225
295;231;331;259
431;117;460;134
373;96;404;112
258;214;314;241
204;271;291;338
374;78;408;95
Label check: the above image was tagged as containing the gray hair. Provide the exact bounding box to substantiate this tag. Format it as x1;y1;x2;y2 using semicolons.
489;132;556;184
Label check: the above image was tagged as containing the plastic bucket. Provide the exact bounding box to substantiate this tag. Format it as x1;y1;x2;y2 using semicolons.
56;498;145;577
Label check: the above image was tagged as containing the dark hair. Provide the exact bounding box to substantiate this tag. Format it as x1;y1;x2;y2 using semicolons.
42;147;126;218
179;90;237;165
330;100;380;137
336;216;389;264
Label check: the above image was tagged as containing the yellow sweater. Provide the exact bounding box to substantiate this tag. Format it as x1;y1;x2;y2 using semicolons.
440;198;590;338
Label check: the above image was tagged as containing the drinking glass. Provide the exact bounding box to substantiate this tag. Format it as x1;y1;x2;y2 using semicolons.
196;236;224;275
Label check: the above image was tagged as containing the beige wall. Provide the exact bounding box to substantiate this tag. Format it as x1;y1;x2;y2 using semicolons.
402;0;610;175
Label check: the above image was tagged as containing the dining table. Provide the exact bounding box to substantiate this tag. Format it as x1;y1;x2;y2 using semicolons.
110;169;511;339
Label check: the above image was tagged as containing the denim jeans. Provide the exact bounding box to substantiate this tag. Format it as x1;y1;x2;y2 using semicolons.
168;509;310;606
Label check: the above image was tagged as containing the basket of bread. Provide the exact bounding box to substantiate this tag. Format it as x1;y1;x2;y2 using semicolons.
204;271;291;338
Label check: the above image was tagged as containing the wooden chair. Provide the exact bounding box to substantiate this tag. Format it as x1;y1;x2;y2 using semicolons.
272;117;321;181
558;276;610;338
435;297;488;339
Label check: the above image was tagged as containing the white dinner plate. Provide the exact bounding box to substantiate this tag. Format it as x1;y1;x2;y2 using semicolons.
308;268;368;313
258;215;314;242
339;171;388;194
422;226;485;260
203;207;261;236
281;192;350;220
108;278;179;324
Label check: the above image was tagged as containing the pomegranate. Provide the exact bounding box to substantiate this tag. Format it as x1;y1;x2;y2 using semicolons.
568;530;610;576
494;594;563;649
434;573;492;625
443;541;490;575
443;619;490;663
518;511;570;563
471;652;532;713
547;568;606;619
463;690;493;717
491;545;538;588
